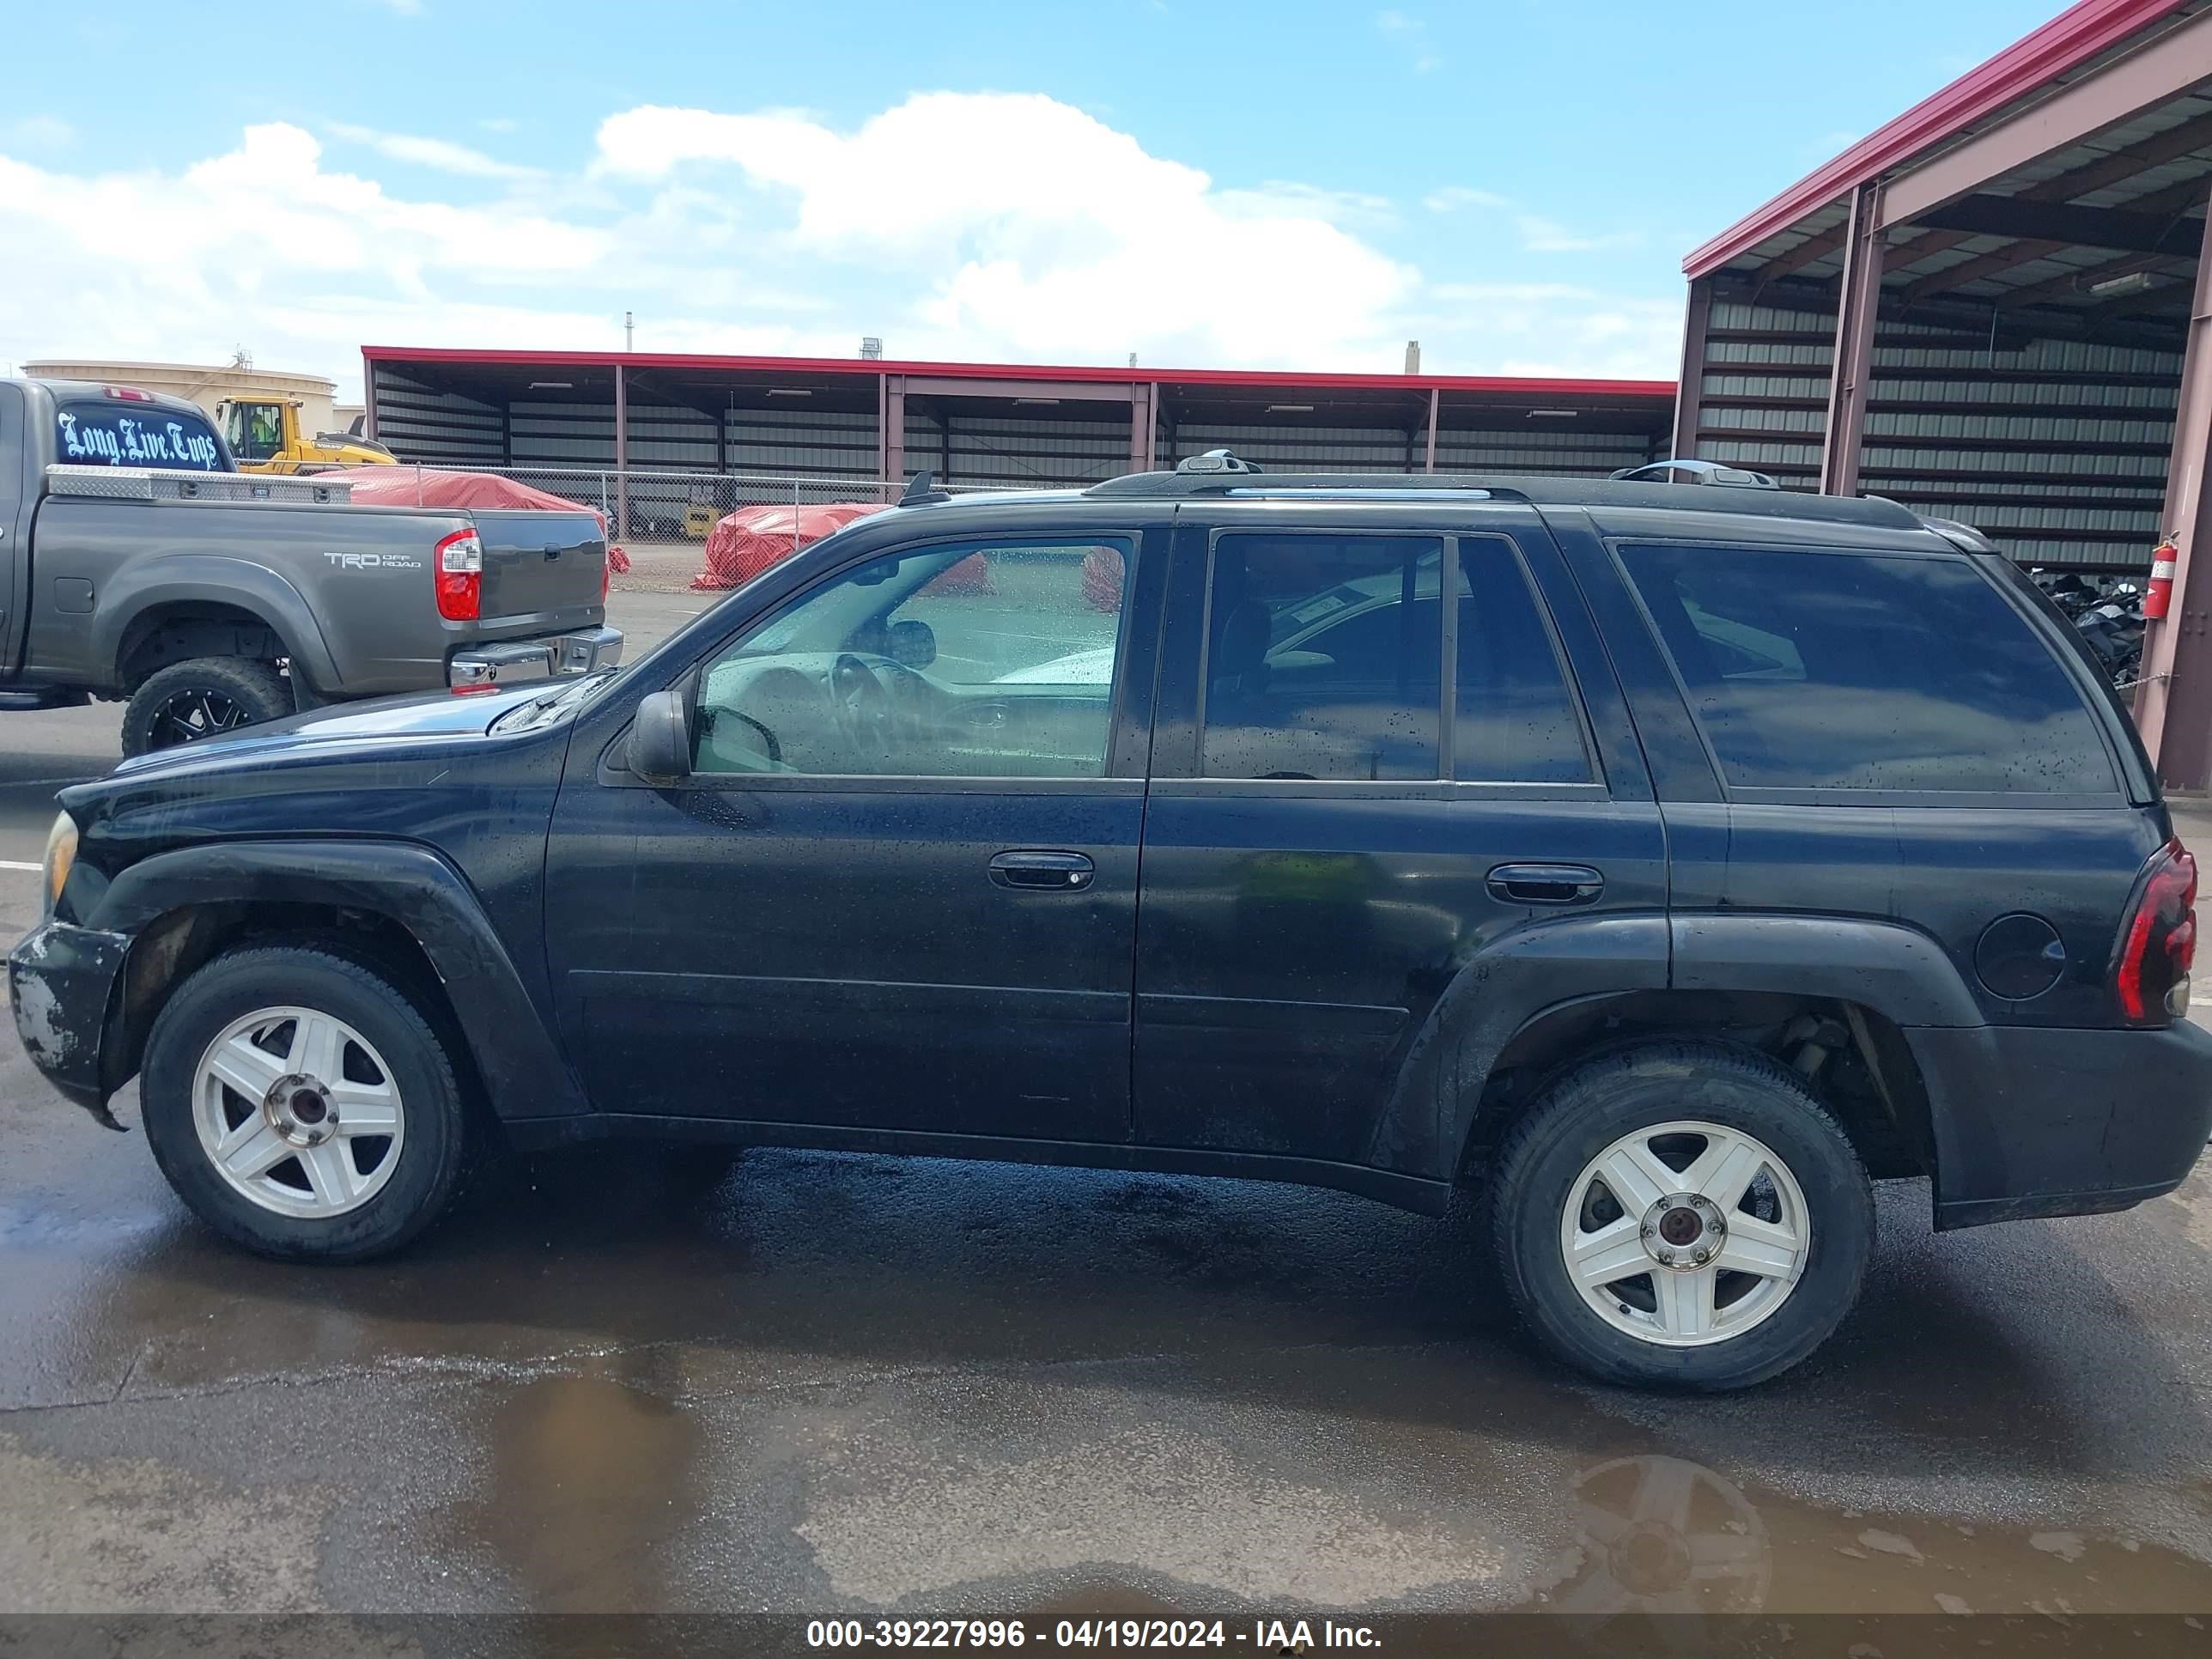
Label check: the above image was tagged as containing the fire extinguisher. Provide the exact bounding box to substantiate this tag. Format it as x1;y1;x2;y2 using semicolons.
2145;538;2178;621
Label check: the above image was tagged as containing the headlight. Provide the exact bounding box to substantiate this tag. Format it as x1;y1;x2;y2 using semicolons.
42;811;77;916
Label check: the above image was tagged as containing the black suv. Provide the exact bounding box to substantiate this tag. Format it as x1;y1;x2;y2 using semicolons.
14;458;2210;1390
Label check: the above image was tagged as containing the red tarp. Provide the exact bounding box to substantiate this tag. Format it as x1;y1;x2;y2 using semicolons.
320;467;630;573
692;501;890;592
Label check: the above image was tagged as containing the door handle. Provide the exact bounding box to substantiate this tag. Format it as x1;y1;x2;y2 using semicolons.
1487;863;1603;905
990;850;1095;891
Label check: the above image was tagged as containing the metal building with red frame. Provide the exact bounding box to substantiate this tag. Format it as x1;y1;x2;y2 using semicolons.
1675;0;2212;786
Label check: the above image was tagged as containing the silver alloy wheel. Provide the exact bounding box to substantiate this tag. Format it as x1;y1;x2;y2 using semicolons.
192;1006;405;1218
1559;1120;1811;1348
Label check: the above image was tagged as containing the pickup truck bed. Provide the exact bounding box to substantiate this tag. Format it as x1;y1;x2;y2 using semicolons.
0;377;620;751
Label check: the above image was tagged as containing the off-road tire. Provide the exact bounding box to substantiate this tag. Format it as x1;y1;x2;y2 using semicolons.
121;658;294;757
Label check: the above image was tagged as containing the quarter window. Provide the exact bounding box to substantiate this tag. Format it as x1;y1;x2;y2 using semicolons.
1619;543;2118;794
1456;538;1591;784
690;537;1132;780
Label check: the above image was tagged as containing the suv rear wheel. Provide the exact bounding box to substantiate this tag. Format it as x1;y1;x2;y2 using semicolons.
1490;1042;1874;1390
139;945;467;1261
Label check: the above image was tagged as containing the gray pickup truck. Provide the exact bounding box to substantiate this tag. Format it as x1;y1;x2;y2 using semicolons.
0;377;621;754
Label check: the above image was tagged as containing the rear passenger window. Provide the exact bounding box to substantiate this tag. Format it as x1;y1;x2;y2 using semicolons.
1619;544;2118;794
1203;534;1442;781
1457;538;1591;784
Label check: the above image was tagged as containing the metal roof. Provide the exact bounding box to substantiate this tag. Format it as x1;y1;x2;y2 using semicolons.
360;345;1672;404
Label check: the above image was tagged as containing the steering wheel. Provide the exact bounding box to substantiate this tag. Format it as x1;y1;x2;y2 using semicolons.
830;653;895;766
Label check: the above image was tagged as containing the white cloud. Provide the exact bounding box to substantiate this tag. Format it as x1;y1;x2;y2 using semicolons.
1424;185;1510;213
1419;184;1640;252
326;122;537;179
592;93;1417;366
4;116;75;151
480;117;520;135
0;94;1679;402
1376;9;1440;73
368;0;422;13
1515;213;1641;253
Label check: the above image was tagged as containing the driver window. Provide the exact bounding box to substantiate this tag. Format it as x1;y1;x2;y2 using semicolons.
690;535;1133;780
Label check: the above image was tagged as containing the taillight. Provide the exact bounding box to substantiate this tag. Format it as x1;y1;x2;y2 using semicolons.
2116;838;2197;1022
434;527;483;621
602;552;613;605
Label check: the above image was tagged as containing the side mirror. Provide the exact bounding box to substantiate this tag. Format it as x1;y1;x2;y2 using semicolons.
887;618;937;669
629;689;692;783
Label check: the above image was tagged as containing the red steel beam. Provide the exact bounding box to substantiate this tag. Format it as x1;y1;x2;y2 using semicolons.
1881;9;2212;230
883;375;905;483
1820;184;1887;497
612;362;628;544
2134;191;2212;787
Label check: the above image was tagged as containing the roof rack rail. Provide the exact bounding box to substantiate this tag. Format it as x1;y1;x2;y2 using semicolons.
1083;448;1925;529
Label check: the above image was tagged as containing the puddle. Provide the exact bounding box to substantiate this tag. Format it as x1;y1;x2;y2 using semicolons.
1521;1452;2212;1617
454;1364;706;1612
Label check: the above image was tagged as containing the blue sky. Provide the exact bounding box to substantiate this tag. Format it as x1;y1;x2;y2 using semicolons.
2;0;2063;397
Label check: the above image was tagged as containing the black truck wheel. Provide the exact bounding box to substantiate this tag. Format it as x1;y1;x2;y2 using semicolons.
1489;1042;1875;1391
139;945;469;1261
122;659;295;756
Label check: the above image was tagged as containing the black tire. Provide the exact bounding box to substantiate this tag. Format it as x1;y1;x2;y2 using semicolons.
1489;1042;1874;1391
139;945;468;1261
121;658;294;757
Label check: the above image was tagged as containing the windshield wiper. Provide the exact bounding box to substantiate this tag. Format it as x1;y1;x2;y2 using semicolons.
490;670;616;733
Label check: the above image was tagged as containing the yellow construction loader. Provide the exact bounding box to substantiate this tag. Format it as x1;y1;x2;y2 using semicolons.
216;398;398;473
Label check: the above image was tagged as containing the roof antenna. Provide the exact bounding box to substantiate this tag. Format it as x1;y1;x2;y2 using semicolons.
899;470;951;507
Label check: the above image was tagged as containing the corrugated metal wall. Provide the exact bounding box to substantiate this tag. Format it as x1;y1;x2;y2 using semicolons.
368;366;1671;495
728;406;878;477
1692;298;2180;567
906;408;1133;488
368;366;503;467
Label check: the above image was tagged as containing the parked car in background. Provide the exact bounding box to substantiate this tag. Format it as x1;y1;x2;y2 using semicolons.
0;377;623;754
13;454;2209;1391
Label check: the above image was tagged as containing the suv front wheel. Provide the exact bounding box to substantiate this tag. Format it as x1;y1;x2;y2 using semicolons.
1491;1042;1874;1390
139;945;468;1261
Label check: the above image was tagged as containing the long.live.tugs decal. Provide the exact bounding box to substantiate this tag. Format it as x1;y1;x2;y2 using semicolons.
57;409;224;471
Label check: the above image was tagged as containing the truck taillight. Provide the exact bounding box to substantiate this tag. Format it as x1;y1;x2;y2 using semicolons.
602;552;612;605
2116;839;2197;1022
434;528;483;622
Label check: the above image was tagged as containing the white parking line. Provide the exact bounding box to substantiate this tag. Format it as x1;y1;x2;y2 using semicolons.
0;860;43;872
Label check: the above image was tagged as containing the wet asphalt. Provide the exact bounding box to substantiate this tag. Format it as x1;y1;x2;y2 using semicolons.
1;572;2209;1618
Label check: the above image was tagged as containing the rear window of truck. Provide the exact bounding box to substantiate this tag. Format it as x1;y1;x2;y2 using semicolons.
55;403;225;471
1619;543;2118;796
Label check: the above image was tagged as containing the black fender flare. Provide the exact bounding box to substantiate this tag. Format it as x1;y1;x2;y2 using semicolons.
1670;913;1984;1028
88;839;588;1120
1373;910;1984;1183
1369;912;1670;1181
91;556;342;693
